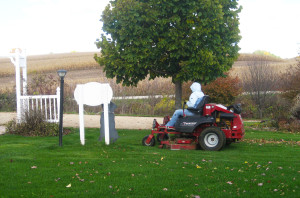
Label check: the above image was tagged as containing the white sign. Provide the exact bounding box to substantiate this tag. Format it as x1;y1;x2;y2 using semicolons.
74;82;113;145
74;82;113;106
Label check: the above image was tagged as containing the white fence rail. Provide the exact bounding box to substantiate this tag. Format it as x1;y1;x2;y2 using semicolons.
19;88;60;123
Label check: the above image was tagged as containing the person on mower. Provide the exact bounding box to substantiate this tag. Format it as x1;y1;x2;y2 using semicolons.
165;82;204;128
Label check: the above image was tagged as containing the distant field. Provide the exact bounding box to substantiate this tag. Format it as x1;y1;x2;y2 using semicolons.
0;52;101;90
230;54;297;77
0;52;99;77
0;52;297;91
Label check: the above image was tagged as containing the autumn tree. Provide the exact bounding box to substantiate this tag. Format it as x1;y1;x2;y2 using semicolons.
242;56;279;118
95;0;241;109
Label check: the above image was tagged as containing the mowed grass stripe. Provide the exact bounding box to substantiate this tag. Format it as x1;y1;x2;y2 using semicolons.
0;128;299;197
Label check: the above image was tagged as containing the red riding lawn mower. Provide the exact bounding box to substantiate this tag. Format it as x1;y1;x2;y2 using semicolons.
142;96;245;151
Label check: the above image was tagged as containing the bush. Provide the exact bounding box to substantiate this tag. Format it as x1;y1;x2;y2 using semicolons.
275;56;300;132
261;94;300;133
291;99;300;120
0;89;16;111
235;94;292;121
281;60;300;101
154;97;175;116
112;98;160;116
235;95;257;119
202;75;242;105
6;109;59;136
28;73;59;95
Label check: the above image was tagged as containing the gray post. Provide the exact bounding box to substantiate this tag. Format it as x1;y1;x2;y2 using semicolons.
57;70;67;147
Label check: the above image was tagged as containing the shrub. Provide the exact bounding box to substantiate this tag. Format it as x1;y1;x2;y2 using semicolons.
235;95;257;119
274;57;300;132
262;94;300;133
202;75;242;105
0;88;16;111
112;98;159;116
6;109;59;136
280;56;300;101
291;99;300;120
154;97;175;116
28;73;60;95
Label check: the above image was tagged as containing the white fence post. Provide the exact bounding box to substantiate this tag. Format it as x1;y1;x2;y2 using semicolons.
11;51;22;122
3;49;60;123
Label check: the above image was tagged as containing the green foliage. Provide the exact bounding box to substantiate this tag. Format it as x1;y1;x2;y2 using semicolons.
6;109;59;136
202;75;242;105
154;97;175;115
95;0;241;86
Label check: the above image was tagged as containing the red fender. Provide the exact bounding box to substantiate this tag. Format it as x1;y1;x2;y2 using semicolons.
146;134;154;144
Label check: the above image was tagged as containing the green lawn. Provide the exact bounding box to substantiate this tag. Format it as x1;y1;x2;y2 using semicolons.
0;127;299;197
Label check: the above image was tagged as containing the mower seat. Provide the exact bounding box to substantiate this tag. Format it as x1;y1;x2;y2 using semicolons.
187;95;209;114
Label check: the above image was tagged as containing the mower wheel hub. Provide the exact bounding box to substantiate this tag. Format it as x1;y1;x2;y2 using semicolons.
204;133;219;147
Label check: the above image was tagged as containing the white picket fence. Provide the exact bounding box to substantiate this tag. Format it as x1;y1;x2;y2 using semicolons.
19;87;60;123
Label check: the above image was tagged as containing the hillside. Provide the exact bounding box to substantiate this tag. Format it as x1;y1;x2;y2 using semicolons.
0;52;297;91
0;52;100;76
231;53;297;77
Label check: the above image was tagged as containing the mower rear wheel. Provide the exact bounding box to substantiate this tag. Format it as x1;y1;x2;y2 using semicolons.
199;127;226;151
142;135;155;146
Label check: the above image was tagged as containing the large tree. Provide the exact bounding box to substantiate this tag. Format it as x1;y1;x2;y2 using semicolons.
95;0;241;109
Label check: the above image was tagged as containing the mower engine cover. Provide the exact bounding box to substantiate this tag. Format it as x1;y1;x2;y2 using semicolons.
174;115;215;133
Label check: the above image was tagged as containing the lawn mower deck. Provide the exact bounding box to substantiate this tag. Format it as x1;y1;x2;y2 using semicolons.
142;96;245;151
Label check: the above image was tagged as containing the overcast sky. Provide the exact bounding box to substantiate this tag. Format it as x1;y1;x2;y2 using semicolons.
0;0;299;58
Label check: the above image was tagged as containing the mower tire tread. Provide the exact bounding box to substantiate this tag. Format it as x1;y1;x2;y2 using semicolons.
142;135;155;146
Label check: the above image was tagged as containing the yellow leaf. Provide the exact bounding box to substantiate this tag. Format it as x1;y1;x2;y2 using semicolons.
196;164;201;169
66;184;71;188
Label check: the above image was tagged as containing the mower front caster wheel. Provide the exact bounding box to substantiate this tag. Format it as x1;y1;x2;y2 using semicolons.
199;127;226;151
142;135;156;146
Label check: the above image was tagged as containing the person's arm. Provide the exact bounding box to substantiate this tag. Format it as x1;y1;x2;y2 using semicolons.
186;93;197;107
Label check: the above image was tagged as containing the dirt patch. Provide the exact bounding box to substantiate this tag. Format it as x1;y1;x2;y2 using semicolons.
0;112;162;135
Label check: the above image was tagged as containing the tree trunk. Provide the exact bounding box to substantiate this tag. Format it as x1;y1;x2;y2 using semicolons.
174;81;182;110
